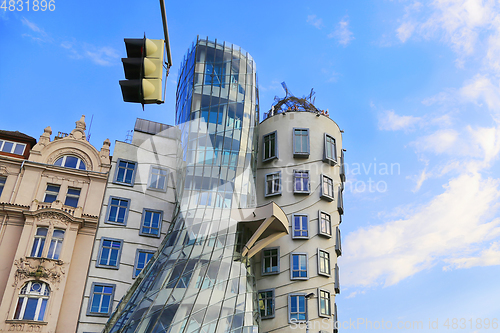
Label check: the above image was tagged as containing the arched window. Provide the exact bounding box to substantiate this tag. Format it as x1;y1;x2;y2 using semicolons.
13;281;50;321
54;155;86;170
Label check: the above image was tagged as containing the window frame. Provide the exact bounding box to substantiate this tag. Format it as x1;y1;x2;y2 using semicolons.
96;237;123;269
291;214;309;239
265;171;281;197
261;247;280;276
147;166;169;192
105;196;131;226
317;248;331;277
320;174;334;202
139;209;163;238
262;131;278;162
113;159;137;186
87;282;115;317
337;185;344;215
318;288;332;318
64;187;81;208
54;155;86;170
46;229;65;260
288;293;307;324
133;249;155;278
334;263;340;294
293;128;310;158
293;170;310;194
30;227;48;258
43;184;60;204
0;139;26;156
258;288;275;320
290;252;308;280
324;133;337;165
318;211;332;238
13;281;50;321
0;175;6;198
335;226;342;256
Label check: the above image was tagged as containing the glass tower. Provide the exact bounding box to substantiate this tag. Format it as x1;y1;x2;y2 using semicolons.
104;37;260;333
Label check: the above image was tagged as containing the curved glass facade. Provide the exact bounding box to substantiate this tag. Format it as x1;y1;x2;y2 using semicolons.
104;37;260;333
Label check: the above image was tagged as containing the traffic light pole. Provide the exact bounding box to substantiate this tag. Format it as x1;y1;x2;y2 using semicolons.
159;0;172;71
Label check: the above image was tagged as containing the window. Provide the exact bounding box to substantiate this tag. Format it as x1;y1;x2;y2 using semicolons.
293;128;309;157
47;229;64;260
140;209;162;237
97;238;123;269
0;139;26;155
290;253;308;280
0;176;6;197
262;247;279;275
13;281;50;321
318;289;331;317
338;186;344;215
64;187;80;208
334;263;340;294
335;227;342;256
318;211;332;237
318;249;331;277
333;303;338;333
294;170;310;194
340;149;346;182
88;283;115;317
288;294;307;323
292;214;308;239
106;197;130;225
43;184;60;203
204;62;226;87
263;131;277;161
258;289;275;319
148;166;168;191
30;228;48;257
324;134;337;164
114;159;136;185
265;172;281;197
320;175;334;201
134;250;155;278
54;155;86;170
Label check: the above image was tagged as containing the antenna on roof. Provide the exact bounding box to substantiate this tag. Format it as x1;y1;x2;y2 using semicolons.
125;130;133;143
86;114;94;141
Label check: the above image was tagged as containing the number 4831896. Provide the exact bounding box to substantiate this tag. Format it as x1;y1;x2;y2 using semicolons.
1;0;55;11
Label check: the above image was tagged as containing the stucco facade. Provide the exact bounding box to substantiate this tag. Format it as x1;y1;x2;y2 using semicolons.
0;116;111;333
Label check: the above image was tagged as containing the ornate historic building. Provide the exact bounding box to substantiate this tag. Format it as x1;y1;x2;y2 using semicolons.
0;116;111;333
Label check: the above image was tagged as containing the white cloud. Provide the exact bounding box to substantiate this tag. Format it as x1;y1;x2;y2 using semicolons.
413;129;458;154
342;172;500;287
378;110;421;131
307;15;323;29
444;241;500;269
461;75;500;120
397;21;416;42
84;45;120;66
21;17;46;35
328;17;354;46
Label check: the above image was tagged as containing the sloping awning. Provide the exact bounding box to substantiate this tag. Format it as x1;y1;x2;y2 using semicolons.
231;201;288;258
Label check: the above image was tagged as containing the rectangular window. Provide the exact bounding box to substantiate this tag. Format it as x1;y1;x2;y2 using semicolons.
338;186;344;215
262;247;279;275
318;211;332;237
290;253;308;280
88;283;115;317
47;229;65;260
64;187;80;208
114;159;136;185
30;227;48;257
0;176;6;197
265;172;281;197
318;289;331;317
97;238;123;268
293;128;310;157
292;214;308;239
0;139;26;155
43;184;60;203
293;170;310;194
258;289;275;319
320;175;334;201
324;134;337;164
263;131;278;162
134;250;155;278
140;209;162;237
204;62;226;87
334;263;340;294
148;166;168;191
318;249;331;277
107;197;130;225
340;149;346;182
288;294;307;323
335;226;342;256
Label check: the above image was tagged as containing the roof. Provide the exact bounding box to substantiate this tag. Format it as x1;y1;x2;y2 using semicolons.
0;130;37;144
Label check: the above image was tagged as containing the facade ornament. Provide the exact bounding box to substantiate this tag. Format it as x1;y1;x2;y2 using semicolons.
99;138;111;165
69;115;87;141
31;126;52;152
13;257;65;287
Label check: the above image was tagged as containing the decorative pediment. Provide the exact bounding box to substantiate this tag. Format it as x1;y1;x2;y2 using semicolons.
13;257;65;287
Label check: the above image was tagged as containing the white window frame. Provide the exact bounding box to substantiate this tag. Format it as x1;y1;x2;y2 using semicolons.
258;289;275;319
30;227;48;258
0;139;26;155
46;229;65;260
64;187;81;208
318;288;332;318
324;134;337;165
318;211;332;238
288;293;307;324
317;249;331;277
54;155;86;170
148;166;168;191
262;247;280;275
293;128;310;158
0;176;6;198
262;131;278;162
290;252;308;280
13;281;50;321
291;214;309;239
43;184;60;203
320;174;334;202
293;170;310;194
265;171;281;197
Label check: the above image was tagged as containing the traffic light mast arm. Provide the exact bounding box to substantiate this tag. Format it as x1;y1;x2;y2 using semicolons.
159;0;172;71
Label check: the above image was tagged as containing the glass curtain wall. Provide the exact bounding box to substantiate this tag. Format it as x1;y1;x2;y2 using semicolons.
104;37;259;333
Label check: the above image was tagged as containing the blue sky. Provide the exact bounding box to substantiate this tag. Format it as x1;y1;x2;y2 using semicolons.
2;0;500;331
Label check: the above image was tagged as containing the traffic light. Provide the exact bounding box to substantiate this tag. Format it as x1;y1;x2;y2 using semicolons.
119;37;165;105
